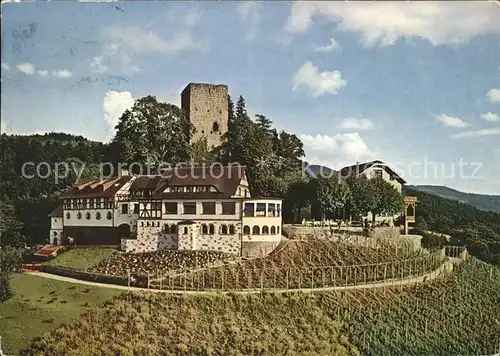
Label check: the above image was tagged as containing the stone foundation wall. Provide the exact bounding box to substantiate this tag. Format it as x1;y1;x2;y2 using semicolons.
283;225;422;251
241;241;280;258
122;224;177;253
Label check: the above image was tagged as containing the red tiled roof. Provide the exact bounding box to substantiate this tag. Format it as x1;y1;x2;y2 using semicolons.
59;176;133;198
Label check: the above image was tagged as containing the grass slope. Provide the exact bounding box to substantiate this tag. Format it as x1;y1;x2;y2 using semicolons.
25;293;359;356
46;247;119;271
0;274;121;354
22;258;500;356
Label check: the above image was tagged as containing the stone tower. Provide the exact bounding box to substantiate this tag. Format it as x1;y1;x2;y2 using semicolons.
181;83;228;148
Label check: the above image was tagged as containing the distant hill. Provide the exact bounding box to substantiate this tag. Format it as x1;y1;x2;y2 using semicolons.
305;164;336;178
407;185;500;213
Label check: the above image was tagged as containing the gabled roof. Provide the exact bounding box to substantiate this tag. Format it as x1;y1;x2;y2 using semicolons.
59;176;133;198
48;205;63;217
339;160;406;184
58;166;246;200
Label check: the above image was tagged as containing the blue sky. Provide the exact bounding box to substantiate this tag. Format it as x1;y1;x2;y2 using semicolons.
1;1;500;194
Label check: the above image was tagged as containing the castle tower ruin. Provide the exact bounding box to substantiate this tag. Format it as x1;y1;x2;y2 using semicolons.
181;83;228;148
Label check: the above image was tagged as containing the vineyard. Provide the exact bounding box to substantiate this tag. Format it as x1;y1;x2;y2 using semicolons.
23;257;500;356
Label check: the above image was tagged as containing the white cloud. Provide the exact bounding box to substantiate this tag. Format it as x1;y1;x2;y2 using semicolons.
486;88;500;103
339;118;374;130
1;63;10;71
482;112;500;122
452;128;500;139
104;25;207;55
285;2;500;47
37;70;49;77
293;61;346;97
314;37;342;53
103;90;135;141
436;114;470;128
16;62;35;74
238;1;263;24
300;132;375;169
51;69;72;78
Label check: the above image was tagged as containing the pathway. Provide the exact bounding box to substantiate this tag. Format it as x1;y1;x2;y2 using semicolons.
25;259;454;295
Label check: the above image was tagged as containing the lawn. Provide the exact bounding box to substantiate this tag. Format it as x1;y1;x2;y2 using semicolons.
46;247;119;271
0;273;122;354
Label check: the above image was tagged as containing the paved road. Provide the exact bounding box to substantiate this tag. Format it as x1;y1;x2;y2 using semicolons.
26;260;454;295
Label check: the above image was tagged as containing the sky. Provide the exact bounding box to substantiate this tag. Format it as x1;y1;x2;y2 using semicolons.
1;1;500;195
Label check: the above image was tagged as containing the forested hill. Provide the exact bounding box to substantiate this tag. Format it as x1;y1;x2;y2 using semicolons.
0;132;106;246
405;187;500;265
408;185;500;213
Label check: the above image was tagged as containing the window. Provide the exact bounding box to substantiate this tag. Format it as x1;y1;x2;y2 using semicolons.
186;186;194;193
183;202;196;215
252;226;260;235
106;211;112;220
222;202;236;215
221;225;228;234
83;198;88;208
165;202;178;214
65;212;71;220
121;204;128;214
268;203;276;216
95;212;101;220
134;204;139;214
374;170;383;179
77;212;82;220
271;226;276;234
89;199;94;209
85;212;91;220
229;225;235;235
277;226;280;235
209;224;215;235
256;203;266;217
244;203;254;217
276;204;281;217
243;225;250;234
262;226;269;234
202;202;216;215
202;224;208;234
213;121;219;132
183;227;188;234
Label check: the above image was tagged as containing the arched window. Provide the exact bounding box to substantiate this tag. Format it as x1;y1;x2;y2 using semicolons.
147;221;150;227
271;226;276;234
164;224;170;233
209;224;215;235
95;212;101;220
184;227;188;234
229;225;235;235
213;121;219;132
65;212;71;220
141;221;144;227
85;212;91;220
277;226;280;235
252;226;260;235
77;212;82;220
157;221;161;227
243;225;250;234
106;211;112;220
202;224;208;234
221;225;228;234
262;226;269;234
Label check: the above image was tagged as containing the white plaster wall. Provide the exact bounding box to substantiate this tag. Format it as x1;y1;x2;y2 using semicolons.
122;222;177;253
63;209;114;227
51;217;63;230
362;167;403;193
114;201;139;234
49;229;63;244
241;234;281;243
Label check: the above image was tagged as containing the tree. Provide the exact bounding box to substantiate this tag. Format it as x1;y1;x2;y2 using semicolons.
369;177;405;223
0;245;22;301
315;176;350;220
113;96;193;168
345;176;377;220
287;179;313;222
190;137;216;165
